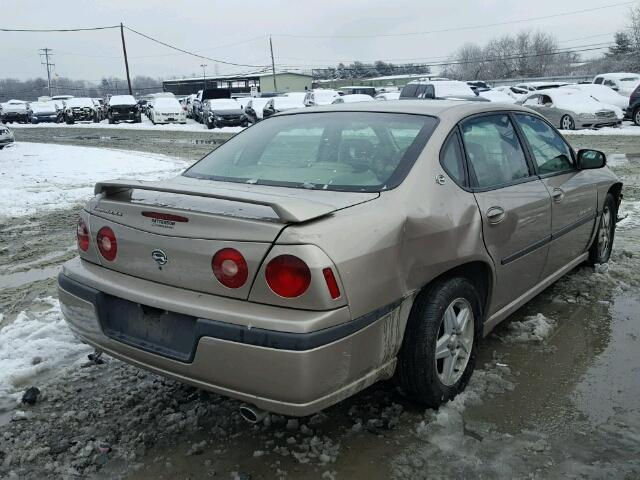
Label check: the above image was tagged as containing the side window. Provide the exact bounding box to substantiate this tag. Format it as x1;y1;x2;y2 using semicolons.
515;114;574;175
603;79;616;88
594;77;603;84
460;114;531;189
440;132;465;186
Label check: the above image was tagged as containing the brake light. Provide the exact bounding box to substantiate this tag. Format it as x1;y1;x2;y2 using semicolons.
322;267;341;299
265;255;311;298
77;218;89;252
141;211;189;223
97;226;118;261
212;248;248;289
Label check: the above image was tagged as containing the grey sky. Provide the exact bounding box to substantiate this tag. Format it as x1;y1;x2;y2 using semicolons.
1;0;634;81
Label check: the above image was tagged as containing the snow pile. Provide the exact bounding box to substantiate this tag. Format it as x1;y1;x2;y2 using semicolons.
0;297;90;405
500;313;557;343
0;142;188;217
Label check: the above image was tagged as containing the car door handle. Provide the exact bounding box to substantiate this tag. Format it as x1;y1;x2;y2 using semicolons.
486;206;506;224
552;188;565;202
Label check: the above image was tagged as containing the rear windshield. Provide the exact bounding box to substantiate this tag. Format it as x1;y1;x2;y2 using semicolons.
184;112;437;192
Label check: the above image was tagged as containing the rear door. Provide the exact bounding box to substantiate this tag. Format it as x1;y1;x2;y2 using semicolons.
460;113;552;315
513;113;597;278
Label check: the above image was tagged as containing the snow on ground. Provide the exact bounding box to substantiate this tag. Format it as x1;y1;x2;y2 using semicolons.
0;142;189;217
9;116;244;134
561;123;640;135
498;313;557;343
0;298;90;407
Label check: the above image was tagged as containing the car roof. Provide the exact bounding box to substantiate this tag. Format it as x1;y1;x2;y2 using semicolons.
276;99;530;119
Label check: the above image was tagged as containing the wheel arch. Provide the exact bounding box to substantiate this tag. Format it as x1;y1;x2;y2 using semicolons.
608;182;623;211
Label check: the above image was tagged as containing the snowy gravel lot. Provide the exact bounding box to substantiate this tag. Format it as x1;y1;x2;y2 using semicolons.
0;133;639;479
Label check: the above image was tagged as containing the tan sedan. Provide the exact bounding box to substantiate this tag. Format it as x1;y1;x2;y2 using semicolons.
58;101;621;418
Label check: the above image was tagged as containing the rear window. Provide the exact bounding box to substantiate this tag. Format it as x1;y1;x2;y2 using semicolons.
184;112;437;192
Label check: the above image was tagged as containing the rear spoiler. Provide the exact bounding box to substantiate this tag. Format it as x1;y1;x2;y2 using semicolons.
94;179;337;224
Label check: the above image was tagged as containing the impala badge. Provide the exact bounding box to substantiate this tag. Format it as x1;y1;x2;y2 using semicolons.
151;249;168;269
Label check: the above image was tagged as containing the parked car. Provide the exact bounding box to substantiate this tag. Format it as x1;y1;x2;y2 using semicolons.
107;95;141;124
203;98;246;129
93;98;107;120
375;91;401;101
559;84;629;111
593;72;640;97
516;90;622;130
492;86;529;101
282;92;308;102
400;80;486;102
1;100;29;123
332;94;374;104
479;89;517;103
515;82;568;92
148;97;186;125
58;101;622;418
63;98;100;124
262;97;305;118
193;89;232;123
339;86;377;96
52;94;74;102
184;94;197;118
629;84;640;126
0;124;14;149
242;98;271;124
466;81;491;93
303;89;340;106
27;101;61;123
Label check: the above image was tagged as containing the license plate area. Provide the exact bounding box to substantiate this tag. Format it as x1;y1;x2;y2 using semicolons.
100;294;197;362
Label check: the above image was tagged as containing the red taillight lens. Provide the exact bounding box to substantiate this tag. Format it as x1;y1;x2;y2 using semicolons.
97;226;117;261
322;267;341;299
77;218;89;252
265;255;311;298
212;248;248;289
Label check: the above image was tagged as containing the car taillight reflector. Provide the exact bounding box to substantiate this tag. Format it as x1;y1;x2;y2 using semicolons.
97;226;118;261
322;267;341;299
77;218;89;252
212;248;248;289
265;255;311;298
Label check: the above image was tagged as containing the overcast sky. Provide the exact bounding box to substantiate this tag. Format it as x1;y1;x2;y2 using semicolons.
1;0;634;82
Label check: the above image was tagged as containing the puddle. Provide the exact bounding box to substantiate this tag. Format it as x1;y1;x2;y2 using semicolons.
0;265;60;289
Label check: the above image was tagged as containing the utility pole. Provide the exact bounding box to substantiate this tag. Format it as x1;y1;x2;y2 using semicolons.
200;64;207;89
39;48;54;96
120;23;133;95
269;36;277;92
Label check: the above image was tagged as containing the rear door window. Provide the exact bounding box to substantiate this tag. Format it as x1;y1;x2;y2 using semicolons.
460;114;531;189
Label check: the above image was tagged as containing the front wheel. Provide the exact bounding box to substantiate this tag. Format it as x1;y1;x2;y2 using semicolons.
633;108;640;127
560;114;575;130
397;277;482;407
589;193;617;265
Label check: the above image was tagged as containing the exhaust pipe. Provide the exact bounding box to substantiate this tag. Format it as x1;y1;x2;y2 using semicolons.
239;404;267;424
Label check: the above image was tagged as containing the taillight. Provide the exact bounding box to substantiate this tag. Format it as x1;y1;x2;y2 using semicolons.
97;226;117;261
212;248;248;289
322;267;341;299
265;255;311;298
77;218;89;252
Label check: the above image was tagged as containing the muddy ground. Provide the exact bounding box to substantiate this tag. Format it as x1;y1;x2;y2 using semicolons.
1;129;639;479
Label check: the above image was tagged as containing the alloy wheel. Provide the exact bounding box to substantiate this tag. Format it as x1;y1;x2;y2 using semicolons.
598;206;612;259
561;115;574;130
435;298;474;386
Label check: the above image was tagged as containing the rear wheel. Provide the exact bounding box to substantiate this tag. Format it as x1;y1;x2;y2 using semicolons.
589;193;616;265
634;108;640;127
397;277;482;407
560;114;575;130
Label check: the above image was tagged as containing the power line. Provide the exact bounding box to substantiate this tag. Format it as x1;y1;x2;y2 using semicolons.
272;2;634;39
123;26;269;68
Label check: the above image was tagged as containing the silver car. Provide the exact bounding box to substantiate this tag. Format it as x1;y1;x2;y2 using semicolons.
0;124;14;149
58;101;621;418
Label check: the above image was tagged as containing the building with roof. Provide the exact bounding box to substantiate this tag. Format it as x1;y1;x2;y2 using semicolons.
162;71;312;96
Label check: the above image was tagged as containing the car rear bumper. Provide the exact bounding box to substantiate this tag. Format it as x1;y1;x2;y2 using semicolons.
58;258;407;416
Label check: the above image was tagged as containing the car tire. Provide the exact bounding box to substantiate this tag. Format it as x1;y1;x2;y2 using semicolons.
589;193;617;265
633;108;640;127
66;119;74;125
560;114;575;130
397;277;482;408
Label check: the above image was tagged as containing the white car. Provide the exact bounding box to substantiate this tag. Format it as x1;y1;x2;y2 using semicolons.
491;86;529;101
560;84;629;110
400;80;480;100
263;96;305;118
149;97;187;124
331;94;374;104
593;73;640;97
283;92;308;102
515;81;568;92
374;91;401;101
303;89;340;106
479;89;517;103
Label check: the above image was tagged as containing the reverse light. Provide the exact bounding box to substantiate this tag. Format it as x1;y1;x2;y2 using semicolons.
97;226;118;261
212;248;248;289
265;255;311;298
77;218;89;252
322;267;341;300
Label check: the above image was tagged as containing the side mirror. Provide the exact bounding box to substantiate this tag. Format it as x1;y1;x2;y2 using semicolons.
577;149;606;169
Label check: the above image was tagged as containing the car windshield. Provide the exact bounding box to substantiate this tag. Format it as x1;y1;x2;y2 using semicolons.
31;102;57;112
185;112;437;192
